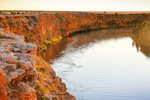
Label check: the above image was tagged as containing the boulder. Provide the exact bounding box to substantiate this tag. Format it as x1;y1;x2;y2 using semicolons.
0;53;18;64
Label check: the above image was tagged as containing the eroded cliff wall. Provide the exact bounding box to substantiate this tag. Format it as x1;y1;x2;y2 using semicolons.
0;12;150;50
0;29;75;100
0;12;150;100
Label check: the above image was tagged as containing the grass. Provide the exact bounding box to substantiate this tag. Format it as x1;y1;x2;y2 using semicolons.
40;36;63;52
51;36;63;42
44;36;63;46
35;56;67;99
35;85;41;90
43;40;52;45
36;67;44;72
41;96;46;100
0;32;2;37
40;45;47;52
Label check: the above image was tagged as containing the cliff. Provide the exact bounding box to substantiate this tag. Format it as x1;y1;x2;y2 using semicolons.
0;12;150;51
1;11;150;100
0;29;75;100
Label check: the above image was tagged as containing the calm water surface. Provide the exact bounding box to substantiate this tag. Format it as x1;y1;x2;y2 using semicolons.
44;28;150;100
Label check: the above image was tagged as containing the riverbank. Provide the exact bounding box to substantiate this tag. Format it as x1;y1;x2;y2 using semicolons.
0;11;150;100
0;29;75;100
0;11;150;52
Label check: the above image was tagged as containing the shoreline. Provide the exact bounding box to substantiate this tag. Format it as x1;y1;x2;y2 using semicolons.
0;11;150;15
0;28;75;100
1;11;150;99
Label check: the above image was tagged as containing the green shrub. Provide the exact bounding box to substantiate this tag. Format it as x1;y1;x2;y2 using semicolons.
35;85;41;90
43;40;52;46
41;96;46;100
41;45;47;52
0;32;2;37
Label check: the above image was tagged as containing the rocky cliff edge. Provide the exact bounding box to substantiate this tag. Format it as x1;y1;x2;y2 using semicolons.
0;28;75;100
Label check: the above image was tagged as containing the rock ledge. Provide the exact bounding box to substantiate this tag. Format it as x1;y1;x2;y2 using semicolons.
0;29;75;100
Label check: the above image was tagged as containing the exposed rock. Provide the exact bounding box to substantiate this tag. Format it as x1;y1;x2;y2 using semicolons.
0;29;75;99
0;61;17;71
0;68;6;85
6;63;17;71
19;61;33;70
11;43;37;54
0;53;18;64
0;29;39;99
9;71;18;79
45;94;54;100
0;12;150;52
0;46;7;53
0;85;10;100
8;82;37;100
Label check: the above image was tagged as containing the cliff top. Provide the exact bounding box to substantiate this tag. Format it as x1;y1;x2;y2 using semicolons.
0;10;150;15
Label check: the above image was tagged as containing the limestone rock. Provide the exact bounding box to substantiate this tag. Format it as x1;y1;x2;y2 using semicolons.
0;61;17;71
9;71;18;79
6;64;17;71
0;28;75;99
0;46;6;53
8;82;37;100
0;53;18;64
0;29;37;100
19;61;33;70
45;94;54;100
11;43;37;54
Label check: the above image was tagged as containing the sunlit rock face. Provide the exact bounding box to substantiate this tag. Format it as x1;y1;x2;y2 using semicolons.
0;12;149;48
0;29;75;100
0;29;37;100
0;12;150;100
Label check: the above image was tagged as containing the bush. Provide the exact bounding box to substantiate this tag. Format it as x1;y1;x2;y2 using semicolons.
40;45;47;52
0;32;2;37
41;96;46;100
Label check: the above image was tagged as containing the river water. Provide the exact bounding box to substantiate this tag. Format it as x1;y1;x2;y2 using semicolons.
43;27;150;100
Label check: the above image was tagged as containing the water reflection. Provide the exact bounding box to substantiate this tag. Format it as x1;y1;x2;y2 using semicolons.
131;21;150;57
43;28;134;63
43;25;150;100
42;24;150;62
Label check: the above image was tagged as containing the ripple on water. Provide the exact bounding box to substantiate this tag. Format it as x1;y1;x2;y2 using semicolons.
48;28;150;100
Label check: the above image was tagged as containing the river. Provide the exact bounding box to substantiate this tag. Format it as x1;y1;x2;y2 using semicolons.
43;27;150;100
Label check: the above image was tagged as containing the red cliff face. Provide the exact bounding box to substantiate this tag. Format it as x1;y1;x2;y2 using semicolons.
0;29;75;100
0;12;150;100
0;12;150;49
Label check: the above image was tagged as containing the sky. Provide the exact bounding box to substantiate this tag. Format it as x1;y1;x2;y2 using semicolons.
0;0;150;11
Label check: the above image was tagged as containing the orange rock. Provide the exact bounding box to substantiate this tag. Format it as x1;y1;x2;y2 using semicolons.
1;12;149;50
0;29;75;100
0;85;10;100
